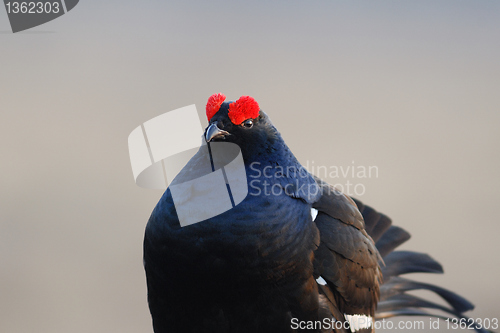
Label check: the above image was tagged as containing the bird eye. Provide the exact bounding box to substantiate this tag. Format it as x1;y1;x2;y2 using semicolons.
242;119;253;128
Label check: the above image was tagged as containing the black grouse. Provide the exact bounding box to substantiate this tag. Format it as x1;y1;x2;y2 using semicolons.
143;94;489;333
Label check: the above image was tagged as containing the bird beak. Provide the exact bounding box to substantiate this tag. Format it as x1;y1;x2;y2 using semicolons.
205;123;230;142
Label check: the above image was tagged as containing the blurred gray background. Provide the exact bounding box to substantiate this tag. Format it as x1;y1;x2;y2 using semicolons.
1;1;499;332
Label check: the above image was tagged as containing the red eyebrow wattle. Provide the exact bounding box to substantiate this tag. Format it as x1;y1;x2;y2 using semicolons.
228;96;260;125
206;93;226;122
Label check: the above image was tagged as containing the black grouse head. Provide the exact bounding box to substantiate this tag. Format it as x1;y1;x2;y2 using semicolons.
204;93;279;159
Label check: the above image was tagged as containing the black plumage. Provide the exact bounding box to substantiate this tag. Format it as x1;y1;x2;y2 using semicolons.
143;96;490;333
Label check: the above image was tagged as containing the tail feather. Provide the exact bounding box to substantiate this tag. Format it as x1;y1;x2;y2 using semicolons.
350;198;391;242
377;309;493;333
361;206;391;242
377;293;464;317
382;251;443;279
375;307;436;318
375;226;410;257
380;276;474;313
377;295;493;333
350;198;492;333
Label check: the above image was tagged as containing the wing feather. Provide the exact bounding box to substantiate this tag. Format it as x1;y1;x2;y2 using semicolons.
312;178;382;317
